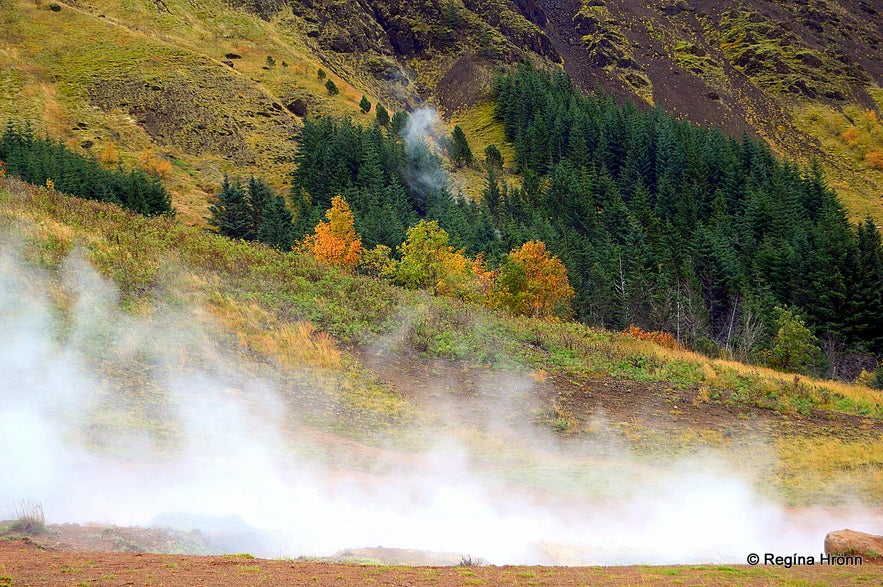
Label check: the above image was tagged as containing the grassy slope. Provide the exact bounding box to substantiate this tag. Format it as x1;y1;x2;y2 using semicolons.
1;0;880;226
0;0;389;224
1;176;881;506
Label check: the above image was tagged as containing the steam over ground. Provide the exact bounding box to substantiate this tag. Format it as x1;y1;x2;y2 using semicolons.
0;240;877;564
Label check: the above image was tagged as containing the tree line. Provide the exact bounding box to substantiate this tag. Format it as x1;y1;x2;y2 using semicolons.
490;65;883;376
0;122;173;216
254;65;882;378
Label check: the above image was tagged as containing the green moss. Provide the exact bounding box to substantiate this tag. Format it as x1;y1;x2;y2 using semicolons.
718;8;867;99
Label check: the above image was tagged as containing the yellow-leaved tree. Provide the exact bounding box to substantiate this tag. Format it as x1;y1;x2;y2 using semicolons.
301;195;363;271
394;220;490;302
491;240;574;319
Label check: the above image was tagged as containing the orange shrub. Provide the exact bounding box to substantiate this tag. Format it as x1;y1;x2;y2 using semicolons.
99;143;119;165
865;149;883;170
623;324;679;349
139;149;173;179
840;126;858;146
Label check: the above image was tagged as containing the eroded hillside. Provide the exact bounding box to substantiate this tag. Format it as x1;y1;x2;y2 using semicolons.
0;0;881;223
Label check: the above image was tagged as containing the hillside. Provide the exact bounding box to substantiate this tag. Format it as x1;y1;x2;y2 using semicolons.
1;0;883;569
1;176;881;565
0;0;881;224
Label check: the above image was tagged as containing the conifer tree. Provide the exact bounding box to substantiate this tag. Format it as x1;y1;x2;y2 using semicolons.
207;176;253;240
256;195;294;250
449;125;473;168
484;144;503;171
359;96;372;114
375;103;390;127
247;175;274;237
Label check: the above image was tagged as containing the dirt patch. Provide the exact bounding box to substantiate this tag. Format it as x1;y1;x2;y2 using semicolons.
359;348;883;445
1;540;879;586
0;523;208;555
436;55;497;114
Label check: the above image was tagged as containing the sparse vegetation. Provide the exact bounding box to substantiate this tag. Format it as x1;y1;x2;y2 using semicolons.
9;501;45;536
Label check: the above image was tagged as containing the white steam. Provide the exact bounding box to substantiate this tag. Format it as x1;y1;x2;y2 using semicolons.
0;243;879;564
400;107;449;197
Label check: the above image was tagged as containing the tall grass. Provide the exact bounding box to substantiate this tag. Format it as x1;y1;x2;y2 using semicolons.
10;501;45;535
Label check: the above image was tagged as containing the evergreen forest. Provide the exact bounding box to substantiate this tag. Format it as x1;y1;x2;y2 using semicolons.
0;123;173;217
285;65;883;375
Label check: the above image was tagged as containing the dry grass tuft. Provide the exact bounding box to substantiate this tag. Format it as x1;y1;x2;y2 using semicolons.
206;295;342;370
10;501;45;536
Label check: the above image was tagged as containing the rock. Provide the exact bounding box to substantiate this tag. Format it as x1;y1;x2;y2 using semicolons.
824;529;883;561
286;99;307;117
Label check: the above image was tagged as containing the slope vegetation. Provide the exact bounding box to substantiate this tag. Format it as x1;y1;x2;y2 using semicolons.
1;0;881;224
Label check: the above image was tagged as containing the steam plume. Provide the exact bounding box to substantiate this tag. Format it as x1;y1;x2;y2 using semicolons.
0;243;879;564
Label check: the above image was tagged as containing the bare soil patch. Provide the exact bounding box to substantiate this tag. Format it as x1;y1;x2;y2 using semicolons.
1;540;880;586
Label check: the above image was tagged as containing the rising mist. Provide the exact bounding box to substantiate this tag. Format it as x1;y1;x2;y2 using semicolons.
0;239;877;564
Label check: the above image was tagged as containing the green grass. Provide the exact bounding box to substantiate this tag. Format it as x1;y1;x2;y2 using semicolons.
1;176;881;504
792;97;883;225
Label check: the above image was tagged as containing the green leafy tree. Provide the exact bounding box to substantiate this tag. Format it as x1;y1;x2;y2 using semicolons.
325;79;339;95
491;240;574;319
317;68;326;79
359;95;372;114
395;220;452;290
449;125;473;168
766;306;824;375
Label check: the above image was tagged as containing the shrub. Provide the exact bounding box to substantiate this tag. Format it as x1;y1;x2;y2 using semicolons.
10;501;45;535
864;149;883;170
623;324;679;349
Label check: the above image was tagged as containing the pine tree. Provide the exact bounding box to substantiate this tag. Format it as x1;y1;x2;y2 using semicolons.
247;175;274;236
256;195;294;250
375;103;390;127
391;111;409;136
847;217;883;352
207;176;253;240
359;95;372;114
449;125;473;168
484;144;503;171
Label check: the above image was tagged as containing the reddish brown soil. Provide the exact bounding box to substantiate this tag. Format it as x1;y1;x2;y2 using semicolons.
2;540;880;587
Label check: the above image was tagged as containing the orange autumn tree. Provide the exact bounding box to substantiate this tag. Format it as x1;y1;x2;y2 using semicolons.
492;240;574;319
302;195;363;271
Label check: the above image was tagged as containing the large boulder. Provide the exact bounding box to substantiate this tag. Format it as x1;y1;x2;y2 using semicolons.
824;529;883;562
